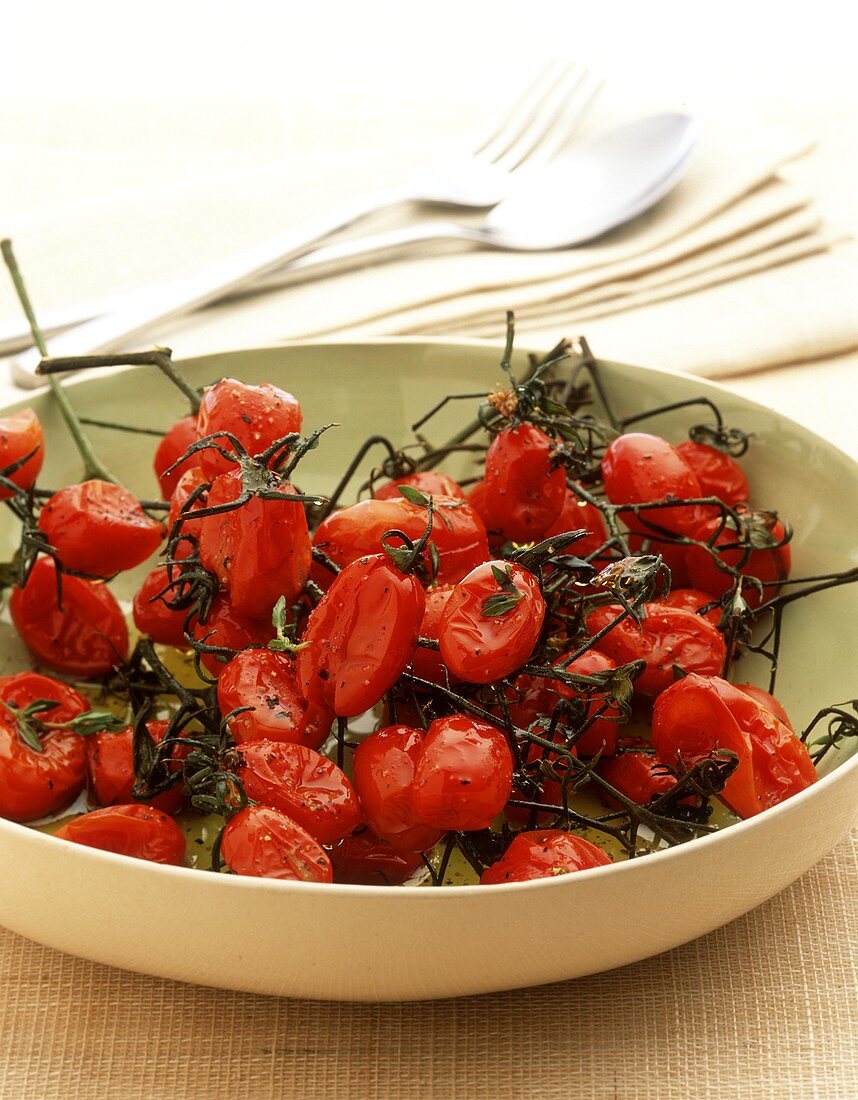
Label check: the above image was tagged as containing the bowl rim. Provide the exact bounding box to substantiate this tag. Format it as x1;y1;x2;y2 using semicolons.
1;336;856;900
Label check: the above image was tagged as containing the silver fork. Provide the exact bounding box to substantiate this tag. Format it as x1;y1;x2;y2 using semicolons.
9;63;600;385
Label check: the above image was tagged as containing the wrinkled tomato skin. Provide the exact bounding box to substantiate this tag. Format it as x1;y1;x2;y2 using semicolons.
411;714;514;831
735;683;793;729
55;804;186;865
10;558;129;677
352;725;443;852
602;433;703;537
685;513;791;610
220;805;332;882
596;743;677;808
153;416;199;498
374;470;466;502
132;566;189;648
86;720;184;814
0;409;44;500
674;441;749;506
0;672;89;822
167;466;209;561
586;601;726;697
409;585;455;685
190;596;273;678
236;739;362;845
196;378;302;480
508;649;621;757
217;649;333;748
312;496;488;589
652;673;817;819
481;830;612;884
438;561;545;684
483;423;566;542
297;554;425;718
330;830;425;885
38;480;164;577
544;487;609;559
197;468;311;620
661;587;722;627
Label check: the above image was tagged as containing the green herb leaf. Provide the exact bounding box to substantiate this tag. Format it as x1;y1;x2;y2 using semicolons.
482;590;525;617
398;485;430;507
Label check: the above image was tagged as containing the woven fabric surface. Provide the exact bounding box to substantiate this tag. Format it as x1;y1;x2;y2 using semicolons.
1;828;855;1100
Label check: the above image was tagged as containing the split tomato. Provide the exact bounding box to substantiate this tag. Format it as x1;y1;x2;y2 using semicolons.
481;830;612;884
483;423;566;542
220;805;332;882
55;804;186;865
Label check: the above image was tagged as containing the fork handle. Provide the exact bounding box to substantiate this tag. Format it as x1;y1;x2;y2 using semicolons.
9;184;411;387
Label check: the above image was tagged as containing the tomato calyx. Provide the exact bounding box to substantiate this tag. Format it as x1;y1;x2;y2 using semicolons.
0;697;125;754
379;497;436;577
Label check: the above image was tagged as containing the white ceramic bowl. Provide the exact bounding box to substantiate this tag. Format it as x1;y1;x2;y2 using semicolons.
0;340;856;1001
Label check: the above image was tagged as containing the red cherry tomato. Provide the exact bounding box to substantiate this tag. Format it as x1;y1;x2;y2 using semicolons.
330;829;425;885
661;587;722;627
735;683;793;729
55;804;186;865
483;423;566;542
602;433;703;536
409;584;455;685
596;742;678;807
235;739;362;844
466;479;495;531
652;673;817;819
10;557;129;677
0;408;44;500
86;720;185;814
507;648;621;756
132;566;189;648
37;480;163;577
196;378;302;479
544;486;608;558
674;440;749;506
586;601;726;697
189;595;273;678
480;829;612;884
0;672;89;822
297;553;425;717
217;648;333;748
153;415;199;498
312;496;488;589
196;468;311;620
220;805;332;882
411;714;514;831
438;561;545;684
375;470;466;501
352;725;443;852
685;510;791;610
166;466;209;560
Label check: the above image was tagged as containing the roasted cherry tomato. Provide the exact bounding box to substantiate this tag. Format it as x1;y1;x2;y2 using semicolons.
652;673;817;818
352;725;443;852
220;805;332;882
544;486;608;558
37;480;163;577
438;560;545;684
0;672;89;822
153;415;199;498
86;720;185;813
217;648;333;748
411;714;514;831
0;408;44;500
483;423;566;542
506;648;621;756
330;829;425;885
374;470;466;501
166;466;209;560
674;440;749;506
196;468;311;620
409;584;455;685
735;683;793;729
10;557;129;677
685;509;791;610
312;496;488;589
190;595;273;678
132;566;189;648
661;587;722;627
586;601;726;697
596;742;678;807
602;432;703;536
235;739;362;845
55;804;186;865
626;533;693;588
481;829;612;884
196;378;302;480
297;553;425;717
